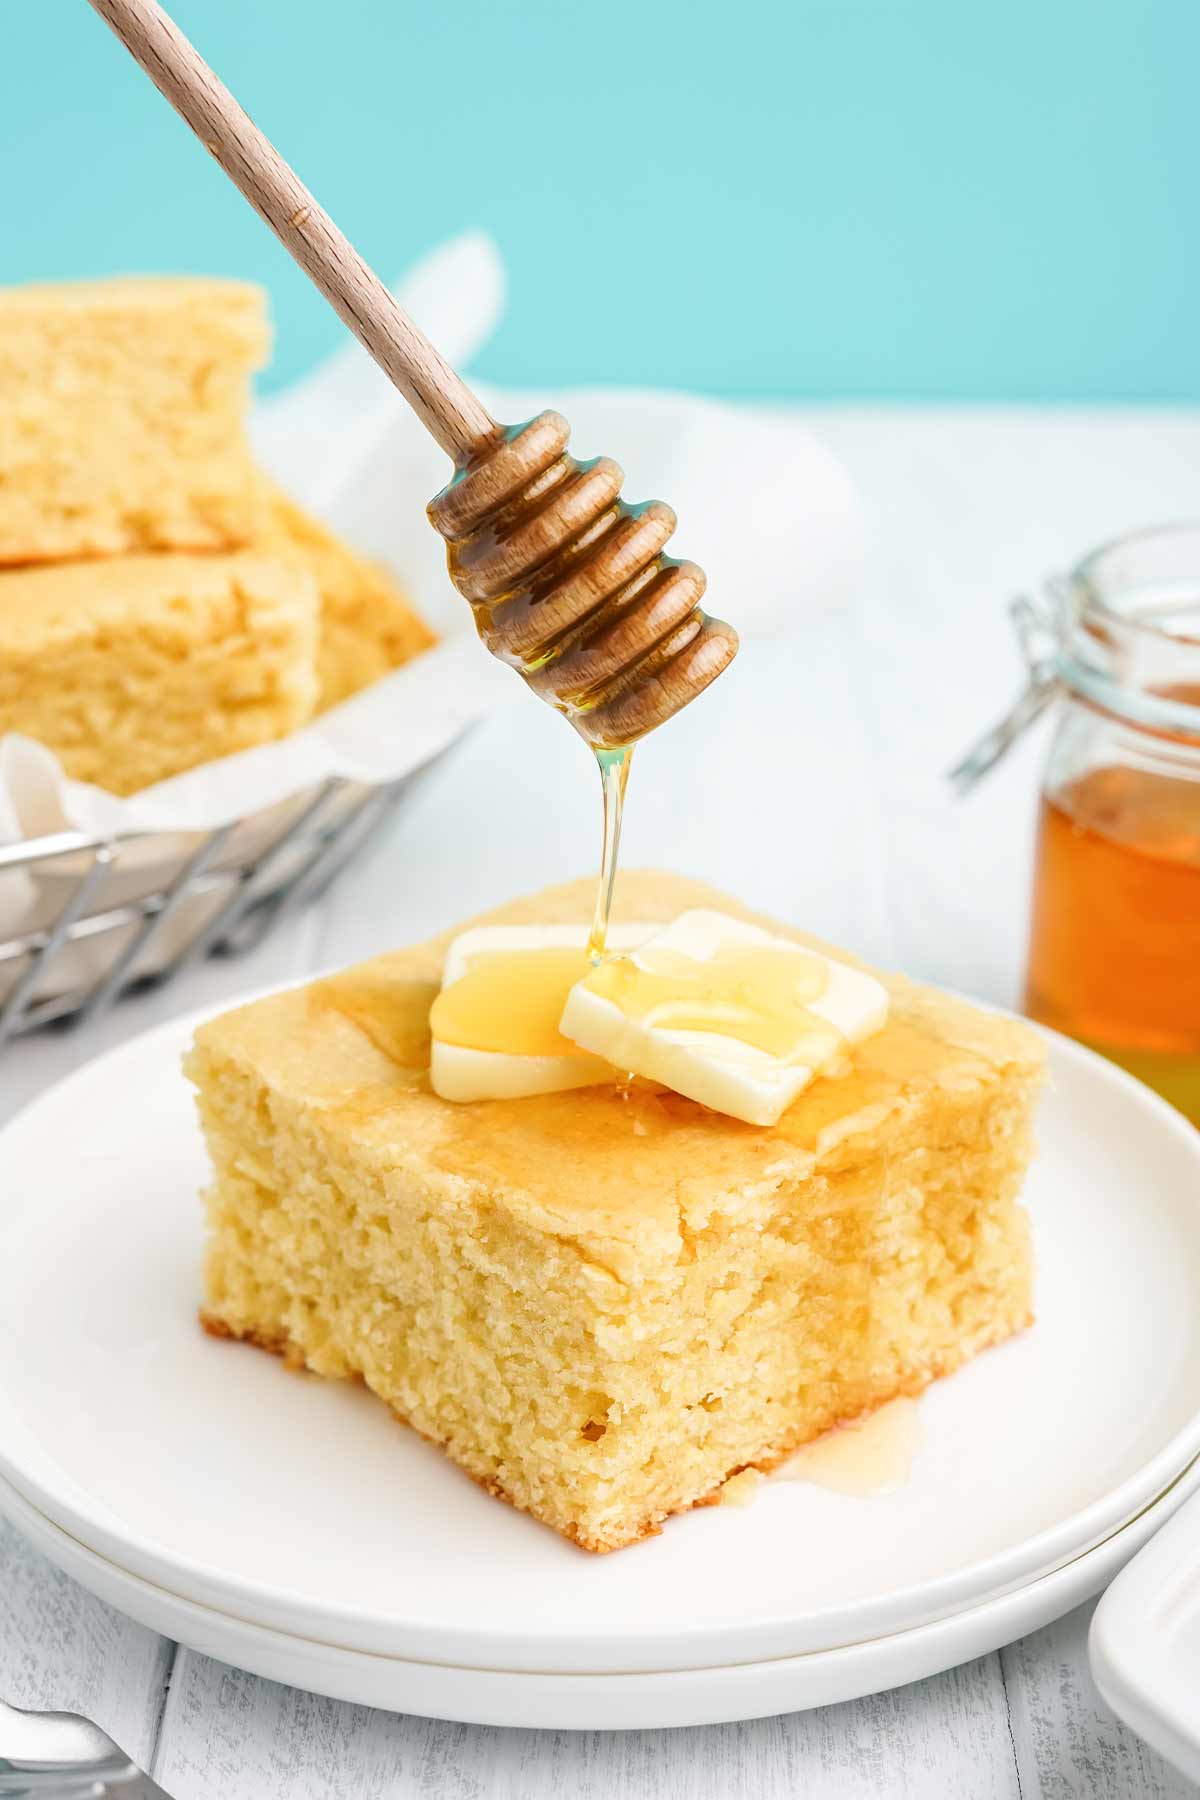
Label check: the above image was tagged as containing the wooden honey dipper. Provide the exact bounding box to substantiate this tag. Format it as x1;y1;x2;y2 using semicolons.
86;0;738;747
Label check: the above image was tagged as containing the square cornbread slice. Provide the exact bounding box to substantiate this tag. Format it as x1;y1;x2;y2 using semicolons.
0;276;268;563
189;873;1043;1553
0;553;319;795
258;490;437;709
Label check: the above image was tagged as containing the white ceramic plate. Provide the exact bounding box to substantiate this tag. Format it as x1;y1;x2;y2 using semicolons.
3;1461;1199;1731
1090;1487;1200;1784
1;1005;1199;1674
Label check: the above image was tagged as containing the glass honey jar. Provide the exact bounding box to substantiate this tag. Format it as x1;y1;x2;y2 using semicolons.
956;524;1200;1127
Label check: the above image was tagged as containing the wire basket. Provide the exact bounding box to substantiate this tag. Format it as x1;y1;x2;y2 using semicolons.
0;775;407;1048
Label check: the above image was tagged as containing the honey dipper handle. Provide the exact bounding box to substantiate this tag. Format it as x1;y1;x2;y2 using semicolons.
85;0;498;463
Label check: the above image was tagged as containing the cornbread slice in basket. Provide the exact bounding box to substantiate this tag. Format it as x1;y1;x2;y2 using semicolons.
0;276;268;563
0;552;318;795
259;490;437;710
188;873;1042;1552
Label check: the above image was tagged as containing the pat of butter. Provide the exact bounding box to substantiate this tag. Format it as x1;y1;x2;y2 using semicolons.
559;910;889;1126
430;923;653;1103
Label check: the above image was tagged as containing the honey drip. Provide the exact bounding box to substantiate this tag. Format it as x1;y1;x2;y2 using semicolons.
428;743;636;1060
588;746;632;961
775;1398;922;1497
1025;763;1200;1125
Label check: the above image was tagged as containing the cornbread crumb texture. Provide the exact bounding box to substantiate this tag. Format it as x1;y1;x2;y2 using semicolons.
0;276;269;562
190;871;1043;1552
260;490;437;709
0;553;319;795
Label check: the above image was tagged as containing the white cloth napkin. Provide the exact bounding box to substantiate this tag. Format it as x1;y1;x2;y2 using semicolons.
0;230;863;895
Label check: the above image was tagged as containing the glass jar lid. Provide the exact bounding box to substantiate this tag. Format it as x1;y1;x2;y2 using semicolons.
952;523;1200;793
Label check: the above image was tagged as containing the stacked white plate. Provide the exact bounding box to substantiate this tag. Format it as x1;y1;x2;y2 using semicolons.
1;1002;1199;1730
1090;1484;1200;1783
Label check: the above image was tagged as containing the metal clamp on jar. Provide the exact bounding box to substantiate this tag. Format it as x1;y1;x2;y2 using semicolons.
954;524;1200;1127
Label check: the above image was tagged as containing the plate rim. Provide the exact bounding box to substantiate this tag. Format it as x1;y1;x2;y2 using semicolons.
2;986;1200;1673
3;1458;1200;1729
1088;1486;1200;1783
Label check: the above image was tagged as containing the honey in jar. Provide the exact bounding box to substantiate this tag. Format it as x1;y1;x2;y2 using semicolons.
1026;758;1200;1123
1010;528;1200;1126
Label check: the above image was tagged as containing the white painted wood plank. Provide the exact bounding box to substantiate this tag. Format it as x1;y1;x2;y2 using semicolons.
153;1647;1018;1800
1002;1603;1195;1800
0;1514;172;1772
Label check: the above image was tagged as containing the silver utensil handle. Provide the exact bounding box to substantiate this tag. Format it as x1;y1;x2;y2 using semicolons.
0;1698;139;1794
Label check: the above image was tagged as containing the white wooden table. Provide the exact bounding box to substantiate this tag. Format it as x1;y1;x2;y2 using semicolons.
2;409;1198;1798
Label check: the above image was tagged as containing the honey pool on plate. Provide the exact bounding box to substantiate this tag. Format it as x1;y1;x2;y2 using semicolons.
717;1401;922;1508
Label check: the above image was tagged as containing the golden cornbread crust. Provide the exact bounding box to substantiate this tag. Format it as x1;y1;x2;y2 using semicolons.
189;873;1044;1552
0;276;269;563
0;552;319;794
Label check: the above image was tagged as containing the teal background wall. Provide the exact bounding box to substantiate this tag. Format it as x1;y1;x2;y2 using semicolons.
3;0;1196;400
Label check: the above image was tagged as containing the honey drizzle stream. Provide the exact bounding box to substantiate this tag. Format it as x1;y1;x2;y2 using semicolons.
588;746;633;962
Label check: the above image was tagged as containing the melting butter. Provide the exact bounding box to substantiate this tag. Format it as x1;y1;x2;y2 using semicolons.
583;941;839;1064
561;911;890;1125
428;924;657;1103
430;947;595;1057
